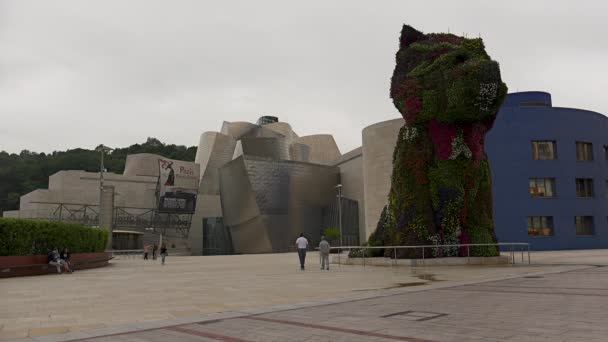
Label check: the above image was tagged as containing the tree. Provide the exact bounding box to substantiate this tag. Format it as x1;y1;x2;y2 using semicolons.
0;138;196;214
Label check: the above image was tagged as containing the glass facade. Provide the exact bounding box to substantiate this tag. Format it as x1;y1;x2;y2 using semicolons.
202;217;234;255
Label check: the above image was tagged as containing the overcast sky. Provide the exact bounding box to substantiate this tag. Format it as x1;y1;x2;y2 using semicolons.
1;0;607;154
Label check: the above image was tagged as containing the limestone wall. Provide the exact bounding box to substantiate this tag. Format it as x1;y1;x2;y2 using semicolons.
361;118;404;240
123;153;162;177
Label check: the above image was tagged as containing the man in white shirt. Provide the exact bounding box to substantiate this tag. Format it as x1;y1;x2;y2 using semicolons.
295;233;309;270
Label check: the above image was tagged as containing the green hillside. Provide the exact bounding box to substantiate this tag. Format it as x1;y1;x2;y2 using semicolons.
0;138;196;214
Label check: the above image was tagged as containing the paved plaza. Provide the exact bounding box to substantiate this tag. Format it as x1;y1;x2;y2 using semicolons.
1;250;607;341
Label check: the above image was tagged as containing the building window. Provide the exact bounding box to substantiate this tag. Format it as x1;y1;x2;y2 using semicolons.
529;178;556;197
576;142;593;161
527;216;554;237
576;178;594;198
575;216;594;236
532;141;557;160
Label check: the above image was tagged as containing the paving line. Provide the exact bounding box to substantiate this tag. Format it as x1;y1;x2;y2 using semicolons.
435;287;608;297
167;326;253;342
243;316;437;342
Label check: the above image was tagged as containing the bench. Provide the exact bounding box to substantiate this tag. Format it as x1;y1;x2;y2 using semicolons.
0;253;113;278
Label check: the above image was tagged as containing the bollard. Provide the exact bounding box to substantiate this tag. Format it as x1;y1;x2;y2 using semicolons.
422;247;425;266
394;247;397;270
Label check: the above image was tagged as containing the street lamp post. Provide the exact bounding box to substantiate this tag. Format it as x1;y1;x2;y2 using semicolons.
335;184;343;247
98;145;113;222
97;145;113;249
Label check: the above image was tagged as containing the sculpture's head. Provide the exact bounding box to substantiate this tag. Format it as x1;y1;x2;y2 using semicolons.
391;25;507;125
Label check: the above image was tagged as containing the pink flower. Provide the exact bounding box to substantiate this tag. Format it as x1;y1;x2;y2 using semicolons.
463;121;493;160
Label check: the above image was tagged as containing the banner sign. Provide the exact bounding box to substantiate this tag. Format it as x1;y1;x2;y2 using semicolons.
158;158;200;213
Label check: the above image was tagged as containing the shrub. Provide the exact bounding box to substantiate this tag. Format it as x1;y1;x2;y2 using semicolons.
323;227;341;241
0;218;108;256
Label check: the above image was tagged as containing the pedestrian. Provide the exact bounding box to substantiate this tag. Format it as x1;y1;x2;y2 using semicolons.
319;236;330;271
152;243;158;260
295;233;309;270
143;244;150;260
160;244;168;265
60;247;74;273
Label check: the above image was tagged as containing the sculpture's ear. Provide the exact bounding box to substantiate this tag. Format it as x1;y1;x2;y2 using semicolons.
400;25;426;48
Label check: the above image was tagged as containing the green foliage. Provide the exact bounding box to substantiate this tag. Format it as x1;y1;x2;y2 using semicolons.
0;138;196;214
469;226;499;257
0;218;108;256
323;227;341;240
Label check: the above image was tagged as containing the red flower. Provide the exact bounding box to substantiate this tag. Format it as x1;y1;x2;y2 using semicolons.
459;230;471;256
428;119;457;160
464;121;493;160
404;96;422;123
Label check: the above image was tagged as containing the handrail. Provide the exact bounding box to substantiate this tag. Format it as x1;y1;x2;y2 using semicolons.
328;243;529;250
324;242;530;266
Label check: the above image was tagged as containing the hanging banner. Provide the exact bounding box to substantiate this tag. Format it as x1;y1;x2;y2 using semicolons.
158;158;200;213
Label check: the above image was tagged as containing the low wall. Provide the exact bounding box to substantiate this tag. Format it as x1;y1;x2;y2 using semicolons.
331;255;510;267
0;252;112;278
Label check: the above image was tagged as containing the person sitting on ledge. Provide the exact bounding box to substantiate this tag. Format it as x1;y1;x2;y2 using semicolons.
47;247;63;274
60;247;74;273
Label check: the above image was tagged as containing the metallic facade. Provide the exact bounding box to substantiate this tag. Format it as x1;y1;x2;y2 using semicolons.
220;155;341;253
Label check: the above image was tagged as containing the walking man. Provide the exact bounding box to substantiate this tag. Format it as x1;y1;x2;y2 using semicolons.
160;244;168;265
295;233;308;270
319;236;330;271
152;243;158;260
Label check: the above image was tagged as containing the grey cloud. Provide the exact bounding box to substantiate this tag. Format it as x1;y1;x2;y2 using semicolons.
0;0;606;154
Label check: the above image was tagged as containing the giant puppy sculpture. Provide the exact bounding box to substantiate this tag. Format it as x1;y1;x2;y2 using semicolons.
370;25;508;258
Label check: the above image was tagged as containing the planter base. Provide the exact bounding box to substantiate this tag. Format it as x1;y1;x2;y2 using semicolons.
331;255;510;267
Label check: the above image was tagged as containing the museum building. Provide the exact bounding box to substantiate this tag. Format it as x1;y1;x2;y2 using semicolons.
4;92;608;252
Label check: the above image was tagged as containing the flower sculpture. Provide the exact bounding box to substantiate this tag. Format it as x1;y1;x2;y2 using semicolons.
369;25;508;258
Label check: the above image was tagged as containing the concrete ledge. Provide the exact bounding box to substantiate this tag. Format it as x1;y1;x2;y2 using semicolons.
331;255;510;266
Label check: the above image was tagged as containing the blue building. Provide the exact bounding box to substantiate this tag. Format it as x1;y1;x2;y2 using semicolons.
487;92;608;250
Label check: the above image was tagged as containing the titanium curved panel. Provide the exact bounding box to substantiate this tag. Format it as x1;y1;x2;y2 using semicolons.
293;135;341;165
239;137;289;160
220;156;340;253
289;143;311;162
198;132;237;195
220;121;258;140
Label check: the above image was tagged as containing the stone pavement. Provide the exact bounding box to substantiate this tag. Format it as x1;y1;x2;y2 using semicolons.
1;250;606;341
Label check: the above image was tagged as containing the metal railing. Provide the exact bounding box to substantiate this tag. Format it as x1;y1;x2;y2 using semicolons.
326;243;530;267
